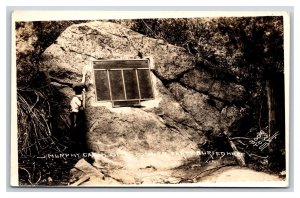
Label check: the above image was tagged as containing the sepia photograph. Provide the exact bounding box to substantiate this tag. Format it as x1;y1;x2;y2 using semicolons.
11;11;289;187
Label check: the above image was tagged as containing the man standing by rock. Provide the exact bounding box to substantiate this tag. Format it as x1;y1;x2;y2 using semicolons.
70;83;86;129
69;67;88;130
69;67;89;152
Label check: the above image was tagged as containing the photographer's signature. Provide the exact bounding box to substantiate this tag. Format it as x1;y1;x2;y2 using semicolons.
249;131;279;151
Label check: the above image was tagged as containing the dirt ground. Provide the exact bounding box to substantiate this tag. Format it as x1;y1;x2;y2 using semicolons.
69;151;285;186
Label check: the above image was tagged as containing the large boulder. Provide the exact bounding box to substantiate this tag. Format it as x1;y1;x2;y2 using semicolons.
40;21;248;184
42;21;194;82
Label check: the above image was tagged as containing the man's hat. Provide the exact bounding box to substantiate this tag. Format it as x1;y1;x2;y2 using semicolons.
72;83;85;94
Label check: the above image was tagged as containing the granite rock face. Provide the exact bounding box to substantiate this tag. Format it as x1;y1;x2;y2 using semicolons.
42;21;195;82
180;68;246;103
40;21;248;184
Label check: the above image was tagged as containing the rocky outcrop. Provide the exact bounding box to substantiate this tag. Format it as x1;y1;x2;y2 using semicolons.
180;68;246;103
42;21;194;82
40;21;249;184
